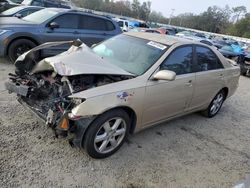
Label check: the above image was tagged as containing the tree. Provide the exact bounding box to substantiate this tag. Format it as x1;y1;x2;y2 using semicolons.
131;0;140;18
232;6;247;23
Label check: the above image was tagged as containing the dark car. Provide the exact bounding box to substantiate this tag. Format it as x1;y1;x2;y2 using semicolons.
0;8;122;62
219;45;249;75
0;0;19;13
22;0;71;9
0;5;43;17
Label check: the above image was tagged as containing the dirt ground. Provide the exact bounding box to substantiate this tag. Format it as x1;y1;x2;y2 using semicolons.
0;58;250;188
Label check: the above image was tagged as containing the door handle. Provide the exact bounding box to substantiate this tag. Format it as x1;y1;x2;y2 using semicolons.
185;80;192;86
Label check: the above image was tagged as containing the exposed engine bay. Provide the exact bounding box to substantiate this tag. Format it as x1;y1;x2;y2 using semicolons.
5;40;134;144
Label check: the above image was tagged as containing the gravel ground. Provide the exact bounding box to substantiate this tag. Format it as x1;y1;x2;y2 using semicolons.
0;58;250;188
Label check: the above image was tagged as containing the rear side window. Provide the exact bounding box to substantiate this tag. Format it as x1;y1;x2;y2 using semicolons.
161;46;194;75
31;0;44;6
52;14;78;29
79;15;107;31
195;46;223;71
106;20;115;31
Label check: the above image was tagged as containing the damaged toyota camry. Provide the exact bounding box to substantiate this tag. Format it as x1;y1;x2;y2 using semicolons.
5;32;240;159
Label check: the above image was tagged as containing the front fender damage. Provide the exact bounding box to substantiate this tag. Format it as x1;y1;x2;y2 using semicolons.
6;40;135;149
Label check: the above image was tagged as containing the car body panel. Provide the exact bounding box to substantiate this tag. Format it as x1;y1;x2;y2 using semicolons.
142;73;196;126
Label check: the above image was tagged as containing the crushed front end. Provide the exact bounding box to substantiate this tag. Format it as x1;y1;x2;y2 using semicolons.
5;40;133;148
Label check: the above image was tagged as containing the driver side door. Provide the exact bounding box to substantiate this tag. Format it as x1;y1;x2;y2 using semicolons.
142;45;196;127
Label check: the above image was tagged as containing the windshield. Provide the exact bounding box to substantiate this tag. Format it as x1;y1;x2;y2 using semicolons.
21;0;32;4
22;9;58;24
1;6;24;15
92;35;168;76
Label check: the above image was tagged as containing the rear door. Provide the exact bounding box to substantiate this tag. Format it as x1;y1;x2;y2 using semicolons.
78;15;117;46
42;13;81;55
188;45;225;110
142;45;196;126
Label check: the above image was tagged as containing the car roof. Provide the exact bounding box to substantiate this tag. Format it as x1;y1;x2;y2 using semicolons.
125;32;194;46
42;8;114;21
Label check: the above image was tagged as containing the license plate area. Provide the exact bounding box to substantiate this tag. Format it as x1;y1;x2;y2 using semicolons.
5;81;29;97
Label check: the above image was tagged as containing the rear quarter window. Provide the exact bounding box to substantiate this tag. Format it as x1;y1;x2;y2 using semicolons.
195;46;224;71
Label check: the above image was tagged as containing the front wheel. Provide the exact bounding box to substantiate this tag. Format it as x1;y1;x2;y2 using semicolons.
8;39;36;63
202;90;226;118
83;109;130;159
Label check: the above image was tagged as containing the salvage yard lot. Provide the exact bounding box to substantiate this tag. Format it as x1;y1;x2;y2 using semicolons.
0;58;250;188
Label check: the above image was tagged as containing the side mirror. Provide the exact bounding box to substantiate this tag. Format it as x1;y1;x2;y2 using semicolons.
15;13;23;18
152;70;176;81
48;22;59;29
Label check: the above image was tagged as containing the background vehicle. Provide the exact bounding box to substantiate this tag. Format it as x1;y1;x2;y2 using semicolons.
0;0;19;12
0;8;122;62
21;0;71;9
115;19;129;32
5;33;240;158
0;5;43;17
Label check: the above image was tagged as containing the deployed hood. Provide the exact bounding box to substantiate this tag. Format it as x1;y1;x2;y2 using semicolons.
15;40;134;77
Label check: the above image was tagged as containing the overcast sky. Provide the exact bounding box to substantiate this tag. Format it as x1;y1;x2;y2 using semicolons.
141;0;250;17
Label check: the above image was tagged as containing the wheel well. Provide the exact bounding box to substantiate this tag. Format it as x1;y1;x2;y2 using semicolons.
221;87;229;99
6;37;39;55
105;106;137;134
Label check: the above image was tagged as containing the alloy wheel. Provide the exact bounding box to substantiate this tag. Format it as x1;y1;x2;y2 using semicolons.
94;117;127;154
210;93;224;115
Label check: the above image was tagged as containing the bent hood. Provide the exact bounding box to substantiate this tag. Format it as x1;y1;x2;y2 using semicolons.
15;40;134;77
33;44;133;76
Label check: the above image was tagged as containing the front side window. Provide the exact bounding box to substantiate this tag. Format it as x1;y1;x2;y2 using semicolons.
161;46;194;75
51;14;78;29
196;46;223;71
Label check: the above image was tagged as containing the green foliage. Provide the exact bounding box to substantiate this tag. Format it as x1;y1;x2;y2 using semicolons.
227;16;250;38
72;0;152;21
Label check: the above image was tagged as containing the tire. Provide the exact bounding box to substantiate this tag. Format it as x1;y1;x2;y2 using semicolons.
83;109;130;159
202;90;226;118
8;39;36;63
241;70;247;76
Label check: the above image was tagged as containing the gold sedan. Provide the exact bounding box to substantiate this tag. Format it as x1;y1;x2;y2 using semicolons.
6;32;240;158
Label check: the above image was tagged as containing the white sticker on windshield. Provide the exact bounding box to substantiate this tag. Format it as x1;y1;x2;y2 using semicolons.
147;41;167;50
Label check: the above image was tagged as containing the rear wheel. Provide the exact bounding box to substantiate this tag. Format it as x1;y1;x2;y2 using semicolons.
83;109;130;159
202;90;226;118
8;39;36;63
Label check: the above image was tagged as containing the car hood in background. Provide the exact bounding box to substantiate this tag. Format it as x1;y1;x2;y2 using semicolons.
29;42;134;77
0;17;37;27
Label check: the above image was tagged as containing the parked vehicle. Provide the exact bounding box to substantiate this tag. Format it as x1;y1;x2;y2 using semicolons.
21;0;71;9
5;33;240;159
160;26;177;35
115;19;129;32
0;5;43;17
219;45;247;75
241;54;250;76
0;8;122;62
0;0;19;12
